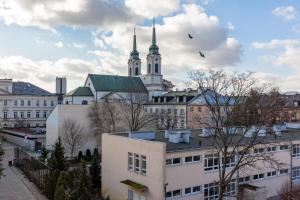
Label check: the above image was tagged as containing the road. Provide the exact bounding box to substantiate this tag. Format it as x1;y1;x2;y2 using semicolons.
0;142;46;200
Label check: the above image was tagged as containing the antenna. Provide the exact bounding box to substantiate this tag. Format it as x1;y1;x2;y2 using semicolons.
134;26;136;35
153;17;155;27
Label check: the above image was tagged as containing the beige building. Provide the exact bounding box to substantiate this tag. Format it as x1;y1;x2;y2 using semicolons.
102;128;300;200
0;79;58;129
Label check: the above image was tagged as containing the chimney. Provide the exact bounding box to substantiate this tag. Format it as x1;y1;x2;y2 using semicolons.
56;77;67;95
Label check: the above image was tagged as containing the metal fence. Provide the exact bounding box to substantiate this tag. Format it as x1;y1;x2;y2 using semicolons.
14;147;52;198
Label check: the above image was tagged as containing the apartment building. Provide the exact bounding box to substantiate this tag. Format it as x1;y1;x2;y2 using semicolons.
0;79;58;129
102;127;300;200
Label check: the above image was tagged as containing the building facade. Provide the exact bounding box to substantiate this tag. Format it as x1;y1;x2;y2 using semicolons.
102;128;300;200
0;79;58;129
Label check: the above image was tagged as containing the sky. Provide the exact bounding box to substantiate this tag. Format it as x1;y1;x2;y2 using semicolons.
0;0;300;93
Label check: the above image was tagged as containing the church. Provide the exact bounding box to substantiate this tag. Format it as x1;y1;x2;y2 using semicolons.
64;20;173;105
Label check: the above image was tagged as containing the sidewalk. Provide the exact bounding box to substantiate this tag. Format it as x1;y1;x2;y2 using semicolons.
0;142;47;200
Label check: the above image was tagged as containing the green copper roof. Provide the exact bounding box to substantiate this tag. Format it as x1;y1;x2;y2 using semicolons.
88;74;148;93
130;31;140;60
149;19;159;55
66;87;93;96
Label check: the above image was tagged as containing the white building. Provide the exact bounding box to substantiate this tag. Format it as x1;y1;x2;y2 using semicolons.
0;79;58;129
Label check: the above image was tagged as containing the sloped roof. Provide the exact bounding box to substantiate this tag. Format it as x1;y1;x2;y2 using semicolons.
88;74;147;93
66;87;93;97
12;82;52;96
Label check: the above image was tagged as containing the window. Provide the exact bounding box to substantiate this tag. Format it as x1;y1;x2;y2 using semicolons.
267;146;277;152
148;64;151;73
36;100;40;106
280;169;288;175
185;155;201;163
43;111;47;118
254;148;265;154
292;167;300;181
135;67;139;75
166;189;181;199
134;154;140;173
280;145;289;151
43;100;47;106
13;112;17;119
166;157;181;166
293;144;300;157
239;176;250;183
14;100;17;106
27;112;31;118
27;100;31;106
225;180;236;197
180;109;184;115
82;100;88;105
198;107;202;112
51;101;54;106
128;152;133;171
3;100;7;106
184;186;201;195
20;112;24;119
21;100;24;106
204;153;219;171
190;107;194;112
141;155;146;175
36;111;40;118
3;112;7;120
267;171;277;177
253;173;264;180
155;63;159;73
204;182;219;200
224;155;235;168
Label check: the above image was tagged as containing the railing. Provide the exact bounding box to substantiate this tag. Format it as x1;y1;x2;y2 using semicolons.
14;147;52;198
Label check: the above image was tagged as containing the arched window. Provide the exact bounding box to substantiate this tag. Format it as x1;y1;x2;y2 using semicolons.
155;63;159;73
148;64;151;73
135;67;139;76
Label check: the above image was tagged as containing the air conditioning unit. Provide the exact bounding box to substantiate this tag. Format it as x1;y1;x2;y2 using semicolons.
168;130;191;144
245;126;266;137
129;131;155;140
285;122;300;129
199;128;215;137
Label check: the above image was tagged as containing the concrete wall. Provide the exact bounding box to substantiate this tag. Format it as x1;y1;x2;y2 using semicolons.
46;104;97;156
102;134;166;200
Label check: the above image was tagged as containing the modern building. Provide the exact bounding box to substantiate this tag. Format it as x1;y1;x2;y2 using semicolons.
0;79;58;129
102;127;300;200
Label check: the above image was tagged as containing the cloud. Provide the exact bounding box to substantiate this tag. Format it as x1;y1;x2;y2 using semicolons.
54;41;64;48
125;0;180;18
95;3;242;74
272;5;296;21
201;0;215;5
252;39;300;49
72;42;86;49
227;22;235;31
0;55;116;92
0;0;136;29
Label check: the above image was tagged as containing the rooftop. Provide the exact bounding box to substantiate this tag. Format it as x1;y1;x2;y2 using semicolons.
12;82;52;96
87;74;148;93
115;128;300;152
65;87;93;97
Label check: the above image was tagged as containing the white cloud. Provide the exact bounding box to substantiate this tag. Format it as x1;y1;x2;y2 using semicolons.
72;42;86;49
272;5;296;21
125;0;180;18
252;39;300;49
0;55;117;92
0;0;135;29
54;41;64;48
227;22;235;31
201;0;214;5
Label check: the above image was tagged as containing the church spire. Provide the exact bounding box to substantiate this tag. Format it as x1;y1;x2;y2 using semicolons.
130;27;139;59
149;17;159;55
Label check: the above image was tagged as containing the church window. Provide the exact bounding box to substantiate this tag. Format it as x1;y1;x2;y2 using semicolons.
129;68;132;75
135;67;139;76
155;63;159;73
148;64;151;73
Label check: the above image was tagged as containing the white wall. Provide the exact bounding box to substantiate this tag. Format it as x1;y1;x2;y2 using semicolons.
46;104;97;156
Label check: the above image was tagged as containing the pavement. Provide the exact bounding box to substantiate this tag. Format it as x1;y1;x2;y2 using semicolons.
0;142;47;200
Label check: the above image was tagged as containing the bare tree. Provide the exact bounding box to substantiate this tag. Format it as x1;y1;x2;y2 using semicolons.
60;119;85;158
156;109;185;130
189;70;283;200
279;181;300;200
121;93;156;131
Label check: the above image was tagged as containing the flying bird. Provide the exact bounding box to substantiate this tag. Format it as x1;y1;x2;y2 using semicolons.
199;51;205;58
188;33;193;39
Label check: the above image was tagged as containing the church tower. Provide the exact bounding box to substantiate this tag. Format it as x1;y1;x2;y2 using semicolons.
146;18;161;75
128;28;141;77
